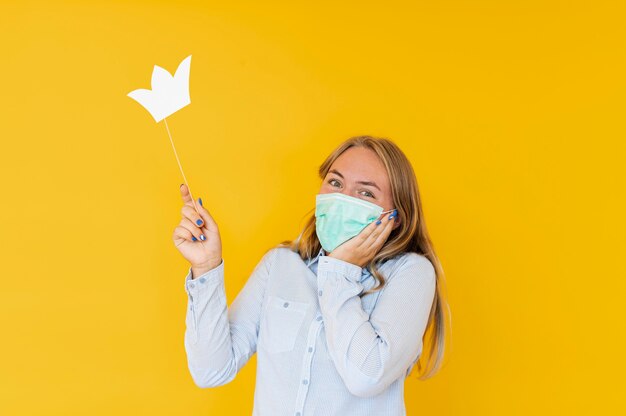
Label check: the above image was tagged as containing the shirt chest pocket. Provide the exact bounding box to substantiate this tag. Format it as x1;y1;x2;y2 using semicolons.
260;295;310;353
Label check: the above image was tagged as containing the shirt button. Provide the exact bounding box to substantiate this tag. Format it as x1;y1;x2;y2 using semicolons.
199;277;206;283
316;316;322;321
189;283;195;289
308;347;313;352
296;413;301;416
283;302;289;308
318;290;323;296
302;379;308;385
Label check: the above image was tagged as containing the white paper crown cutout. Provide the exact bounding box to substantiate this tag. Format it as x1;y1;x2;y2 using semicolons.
127;55;192;122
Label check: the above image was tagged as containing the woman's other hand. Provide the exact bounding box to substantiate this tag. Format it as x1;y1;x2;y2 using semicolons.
172;184;223;278
328;209;397;268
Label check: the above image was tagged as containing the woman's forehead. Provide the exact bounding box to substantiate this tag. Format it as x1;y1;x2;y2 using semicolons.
330;147;388;181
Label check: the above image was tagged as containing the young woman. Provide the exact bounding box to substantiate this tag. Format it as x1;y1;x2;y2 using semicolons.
173;135;450;415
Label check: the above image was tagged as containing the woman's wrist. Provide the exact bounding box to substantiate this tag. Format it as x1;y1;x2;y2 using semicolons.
191;258;222;279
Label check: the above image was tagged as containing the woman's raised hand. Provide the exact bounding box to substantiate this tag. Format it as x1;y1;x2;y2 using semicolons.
328;209;398;268
172;184;223;278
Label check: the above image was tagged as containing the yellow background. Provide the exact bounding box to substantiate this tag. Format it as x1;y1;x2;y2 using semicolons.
1;0;624;414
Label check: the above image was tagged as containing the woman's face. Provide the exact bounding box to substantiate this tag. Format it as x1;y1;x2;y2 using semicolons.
320;146;399;227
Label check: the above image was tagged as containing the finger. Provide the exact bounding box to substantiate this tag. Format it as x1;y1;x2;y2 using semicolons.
180;183;193;206
355;210;392;247
370;213;396;249
180;217;206;241
173;225;196;243
181;204;206;229
182;201;219;232
360;211;394;248
353;217;381;246
198;198;217;229
195;199;219;231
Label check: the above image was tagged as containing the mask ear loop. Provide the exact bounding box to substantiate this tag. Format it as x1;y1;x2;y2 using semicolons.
376;208;398;225
379;208;396;218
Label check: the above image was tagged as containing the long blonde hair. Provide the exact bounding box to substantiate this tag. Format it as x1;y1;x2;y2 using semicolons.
276;135;452;380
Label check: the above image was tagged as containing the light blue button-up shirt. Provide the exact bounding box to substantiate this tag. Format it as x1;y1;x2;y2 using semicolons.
183;246;436;416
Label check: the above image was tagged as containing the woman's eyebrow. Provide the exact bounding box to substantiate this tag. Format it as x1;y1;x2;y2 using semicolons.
329;169;344;178
357;180;381;191
329;169;380;191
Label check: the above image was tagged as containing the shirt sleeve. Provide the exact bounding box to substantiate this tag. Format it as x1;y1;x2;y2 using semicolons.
316;252;436;398
183;248;276;388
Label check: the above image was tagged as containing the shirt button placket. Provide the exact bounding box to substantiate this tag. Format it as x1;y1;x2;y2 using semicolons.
294;317;322;416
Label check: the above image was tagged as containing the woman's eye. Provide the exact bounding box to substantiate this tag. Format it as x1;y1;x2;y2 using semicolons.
327;179;374;198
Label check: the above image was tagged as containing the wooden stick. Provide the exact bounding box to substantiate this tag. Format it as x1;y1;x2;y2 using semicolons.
163;117;201;216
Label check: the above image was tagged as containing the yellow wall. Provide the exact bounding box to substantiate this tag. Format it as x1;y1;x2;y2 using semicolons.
1;1;624;414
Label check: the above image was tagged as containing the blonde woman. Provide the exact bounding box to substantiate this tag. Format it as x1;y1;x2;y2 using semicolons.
174;135;451;415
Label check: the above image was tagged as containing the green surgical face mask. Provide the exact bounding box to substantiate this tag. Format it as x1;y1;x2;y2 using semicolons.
315;192;395;253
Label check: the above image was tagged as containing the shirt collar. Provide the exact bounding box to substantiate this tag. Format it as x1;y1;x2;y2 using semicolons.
306;247;372;280
306;247;326;267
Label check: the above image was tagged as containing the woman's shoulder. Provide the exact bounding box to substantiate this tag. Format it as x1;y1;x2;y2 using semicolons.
381;251;436;281
400;251;434;268
262;245;301;264
269;245;299;257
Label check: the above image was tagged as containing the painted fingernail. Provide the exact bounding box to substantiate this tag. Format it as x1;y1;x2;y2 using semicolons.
198;197;203;206
192;236;197;241
200;234;206;241
388;213;394;219
196;219;203;226
376;219;382;225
